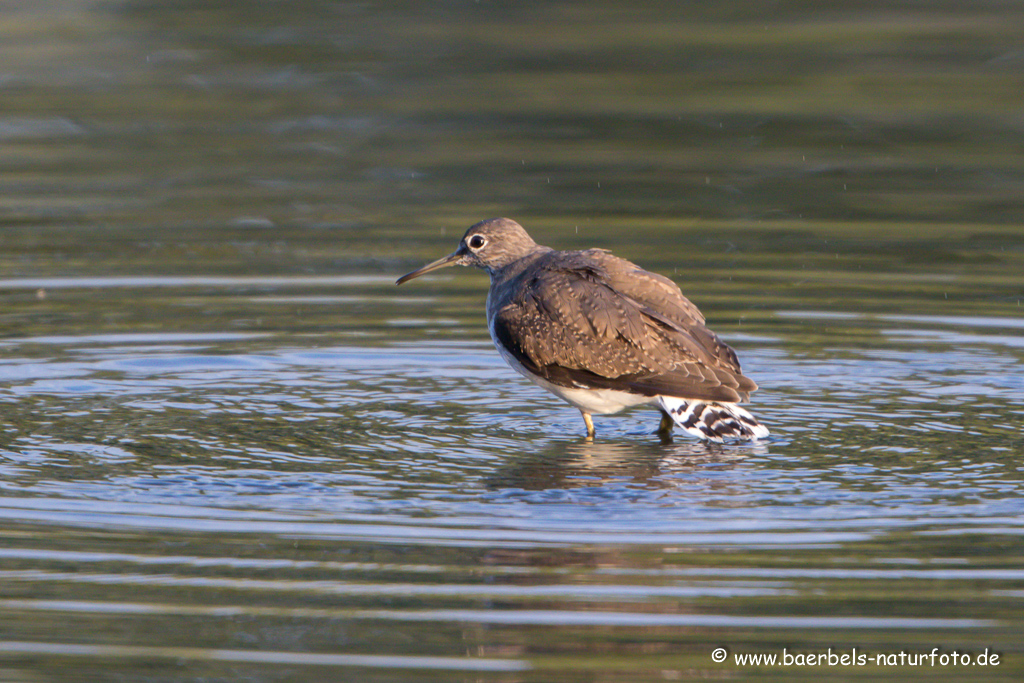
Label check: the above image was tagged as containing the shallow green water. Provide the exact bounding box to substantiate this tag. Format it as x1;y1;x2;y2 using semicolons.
1;1;1023;681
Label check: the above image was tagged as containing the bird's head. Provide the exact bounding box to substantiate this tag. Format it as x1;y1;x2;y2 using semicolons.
396;217;538;284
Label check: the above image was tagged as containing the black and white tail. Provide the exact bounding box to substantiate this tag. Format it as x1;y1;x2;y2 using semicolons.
657;396;769;443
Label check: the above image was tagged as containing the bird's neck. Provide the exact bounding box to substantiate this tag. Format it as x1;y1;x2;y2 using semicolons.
486;246;552;284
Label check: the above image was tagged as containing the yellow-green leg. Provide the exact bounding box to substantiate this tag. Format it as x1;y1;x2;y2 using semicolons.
657;410;674;437
581;411;595;438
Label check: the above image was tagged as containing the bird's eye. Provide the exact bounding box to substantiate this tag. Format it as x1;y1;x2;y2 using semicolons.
468;235;486;250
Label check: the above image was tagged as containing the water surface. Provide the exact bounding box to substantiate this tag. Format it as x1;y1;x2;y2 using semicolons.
1;1;1023;681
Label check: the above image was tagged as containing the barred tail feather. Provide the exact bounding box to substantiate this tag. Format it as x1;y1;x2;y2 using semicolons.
657;396;769;443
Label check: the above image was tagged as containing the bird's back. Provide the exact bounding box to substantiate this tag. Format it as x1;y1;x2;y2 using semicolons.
488;247;757;403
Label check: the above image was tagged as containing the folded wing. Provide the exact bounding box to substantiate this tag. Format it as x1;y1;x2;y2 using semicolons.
490;250;757;403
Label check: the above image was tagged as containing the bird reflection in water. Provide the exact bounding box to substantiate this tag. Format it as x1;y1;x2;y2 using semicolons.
485;437;768;492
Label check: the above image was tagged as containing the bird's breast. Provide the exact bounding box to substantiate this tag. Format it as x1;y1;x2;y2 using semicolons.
486;312;652;415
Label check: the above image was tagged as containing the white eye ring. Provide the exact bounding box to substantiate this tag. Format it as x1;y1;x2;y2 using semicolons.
468;235;487;250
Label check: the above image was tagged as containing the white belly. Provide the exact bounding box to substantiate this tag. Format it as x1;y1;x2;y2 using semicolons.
489;323;653;415
523;370;654;414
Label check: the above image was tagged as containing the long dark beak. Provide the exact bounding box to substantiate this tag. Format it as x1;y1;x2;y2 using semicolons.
395;250;463;285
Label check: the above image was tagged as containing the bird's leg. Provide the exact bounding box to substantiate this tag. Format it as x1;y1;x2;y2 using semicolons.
581;411;595;438
657;409;675;437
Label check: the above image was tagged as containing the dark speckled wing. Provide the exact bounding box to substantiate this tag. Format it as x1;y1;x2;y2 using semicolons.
490;250;757;403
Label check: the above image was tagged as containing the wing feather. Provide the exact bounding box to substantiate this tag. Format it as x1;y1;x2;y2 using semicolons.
491;250;758;402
